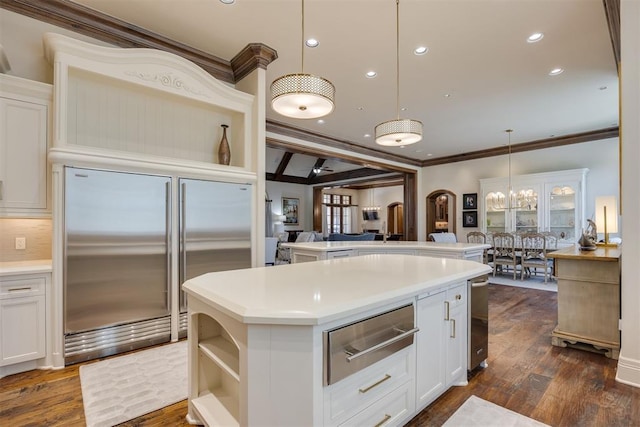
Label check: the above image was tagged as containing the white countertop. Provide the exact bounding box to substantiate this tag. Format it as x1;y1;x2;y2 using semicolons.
0;259;52;276
280;240;490;252
183;254;491;326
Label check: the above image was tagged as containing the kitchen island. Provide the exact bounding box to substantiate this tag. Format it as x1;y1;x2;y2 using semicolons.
182;254;491;426
281;240;490;264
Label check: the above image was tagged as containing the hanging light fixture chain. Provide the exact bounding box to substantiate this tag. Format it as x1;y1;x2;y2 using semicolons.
506;129;513;211
396;0;400;120
301;0;305;74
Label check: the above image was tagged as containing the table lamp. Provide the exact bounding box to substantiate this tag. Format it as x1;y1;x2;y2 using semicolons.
595;195;619;246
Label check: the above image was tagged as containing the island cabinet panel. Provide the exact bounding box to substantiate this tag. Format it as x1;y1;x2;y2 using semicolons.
416;282;468;411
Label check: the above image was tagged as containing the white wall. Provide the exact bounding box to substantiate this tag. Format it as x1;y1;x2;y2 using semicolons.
358;186;404;233
421;137;619;242
266;181;313;232
617;0;640;388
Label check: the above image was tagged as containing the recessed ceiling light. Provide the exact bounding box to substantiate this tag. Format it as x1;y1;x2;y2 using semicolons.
305;38;319;48
427;153;433;157
400;145;406;149
219;0;235;4
414;46;428;55
549;68;564;76
527;32;544;43
444;93;452;98
366;71;377;78
357;106;364;111
364;133;371;138
401;107;407;111
317;119;325;124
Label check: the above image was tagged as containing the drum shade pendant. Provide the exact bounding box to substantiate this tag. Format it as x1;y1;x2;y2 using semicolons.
375;0;422;146
271;0;335;119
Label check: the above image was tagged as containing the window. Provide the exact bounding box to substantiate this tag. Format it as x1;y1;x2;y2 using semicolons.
324;194;352;233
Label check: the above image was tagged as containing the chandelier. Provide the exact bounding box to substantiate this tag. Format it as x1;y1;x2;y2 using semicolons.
375;0;423;146
270;0;335;119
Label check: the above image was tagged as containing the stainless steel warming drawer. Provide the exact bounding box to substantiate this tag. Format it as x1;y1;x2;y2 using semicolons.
323;304;418;385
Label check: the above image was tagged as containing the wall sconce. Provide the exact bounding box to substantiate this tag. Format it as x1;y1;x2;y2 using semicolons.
595;195;619;246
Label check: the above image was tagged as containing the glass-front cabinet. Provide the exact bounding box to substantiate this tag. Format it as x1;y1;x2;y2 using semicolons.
480;169;587;245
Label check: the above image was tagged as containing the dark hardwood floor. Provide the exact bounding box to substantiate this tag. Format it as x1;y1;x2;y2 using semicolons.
1;284;638;426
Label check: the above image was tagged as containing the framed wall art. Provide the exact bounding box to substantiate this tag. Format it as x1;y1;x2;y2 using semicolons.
463;193;478;210
282;197;299;225
463;211;478;228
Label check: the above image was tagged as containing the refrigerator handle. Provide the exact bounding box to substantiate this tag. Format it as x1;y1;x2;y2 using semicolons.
180;182;187;285
165;181;171;309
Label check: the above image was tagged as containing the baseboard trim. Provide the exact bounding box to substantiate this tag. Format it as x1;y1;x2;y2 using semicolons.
616;353;640;388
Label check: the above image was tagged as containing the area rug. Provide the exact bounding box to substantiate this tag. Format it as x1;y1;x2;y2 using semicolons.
79;340;188;427
489;274;557;292
443;395;549;427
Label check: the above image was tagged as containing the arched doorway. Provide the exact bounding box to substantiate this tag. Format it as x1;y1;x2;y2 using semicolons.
426;190;457;238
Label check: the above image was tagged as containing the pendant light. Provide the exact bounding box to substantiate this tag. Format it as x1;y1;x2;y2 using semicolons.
270;0;335;119
375;0;423;146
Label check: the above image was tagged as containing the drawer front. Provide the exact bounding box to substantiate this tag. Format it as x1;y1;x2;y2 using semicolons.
0;276;46;299
446;283;467;310
337;380;415;427
324;347;413;425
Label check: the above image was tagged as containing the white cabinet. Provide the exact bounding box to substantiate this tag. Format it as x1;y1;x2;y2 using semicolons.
416;282;467;410
0;274;47;367
0;75;52;217
480;169;587;244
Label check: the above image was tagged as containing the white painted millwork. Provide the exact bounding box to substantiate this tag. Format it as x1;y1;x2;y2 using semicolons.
183;254;491;426
480;169;588;244
41;33;264;367
0;261;52;378
0;75;52;217
283;241;489;265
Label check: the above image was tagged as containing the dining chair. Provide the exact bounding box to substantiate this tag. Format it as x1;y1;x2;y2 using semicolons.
466;231;491;264
520;232;552;282
492;232;520;279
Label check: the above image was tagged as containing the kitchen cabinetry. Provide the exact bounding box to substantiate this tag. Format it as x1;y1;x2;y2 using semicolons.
480;169;587;244
0;75;52;217
416;282;467;410
183;255;491;427
0;273;47;370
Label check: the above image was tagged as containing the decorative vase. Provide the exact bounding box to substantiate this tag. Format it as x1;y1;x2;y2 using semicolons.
218;124;230;165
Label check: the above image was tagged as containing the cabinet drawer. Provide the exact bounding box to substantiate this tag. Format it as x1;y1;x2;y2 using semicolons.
338;380;415;427
447;283;467;310
324;347;413;426
0;276;46;299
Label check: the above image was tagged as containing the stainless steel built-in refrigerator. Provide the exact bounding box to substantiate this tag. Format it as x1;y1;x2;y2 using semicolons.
64;167;252;364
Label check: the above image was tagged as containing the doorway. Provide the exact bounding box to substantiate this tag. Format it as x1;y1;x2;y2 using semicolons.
426;190;457;238
387;202;404;236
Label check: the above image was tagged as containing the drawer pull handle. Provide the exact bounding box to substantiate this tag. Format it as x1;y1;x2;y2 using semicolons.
345;327;419;362
456;294;462;300
450;319;456;338
444;301;450;320
359;374;391;394
471;279;489;288
8;287;32;292
374;414;392;427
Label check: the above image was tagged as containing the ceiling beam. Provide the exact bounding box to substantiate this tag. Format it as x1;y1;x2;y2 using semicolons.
273;151;293;179
602;0;621;70
309;168;392;185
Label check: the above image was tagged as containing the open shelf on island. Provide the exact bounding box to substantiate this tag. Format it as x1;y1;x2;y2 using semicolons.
192;390;239;427
199;336;240;381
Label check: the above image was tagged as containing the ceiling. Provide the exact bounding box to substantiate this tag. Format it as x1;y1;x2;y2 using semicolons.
4;0;619;181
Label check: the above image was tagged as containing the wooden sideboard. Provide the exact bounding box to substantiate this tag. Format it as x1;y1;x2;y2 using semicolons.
548;245;621;359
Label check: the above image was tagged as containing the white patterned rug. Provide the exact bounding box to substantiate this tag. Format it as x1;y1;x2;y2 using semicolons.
443;395;549;427
79;340;188;427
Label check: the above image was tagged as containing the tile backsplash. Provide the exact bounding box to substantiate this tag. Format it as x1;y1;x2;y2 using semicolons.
0;218;52;262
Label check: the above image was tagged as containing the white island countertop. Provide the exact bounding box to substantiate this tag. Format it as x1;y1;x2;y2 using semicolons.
182;254;490;326
280;240;490;252
0;259;52;276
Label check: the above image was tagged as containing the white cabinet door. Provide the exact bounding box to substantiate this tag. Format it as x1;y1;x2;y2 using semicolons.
415;290;446;409
445;284;468;384
0;295;46;366
0;76;51;217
